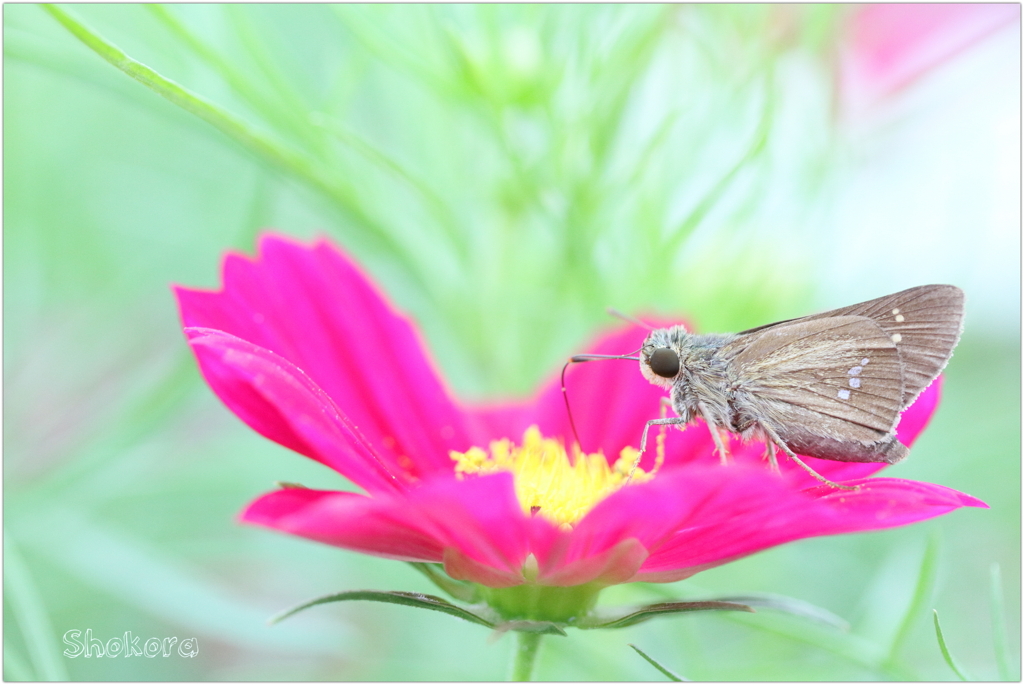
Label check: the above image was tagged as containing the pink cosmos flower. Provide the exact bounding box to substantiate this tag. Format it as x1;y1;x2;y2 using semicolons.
838;3;1019;115
174;234;984;619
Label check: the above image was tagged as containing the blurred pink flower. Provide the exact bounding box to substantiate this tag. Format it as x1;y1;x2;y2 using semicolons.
174;235;984;594
839;3;1019;114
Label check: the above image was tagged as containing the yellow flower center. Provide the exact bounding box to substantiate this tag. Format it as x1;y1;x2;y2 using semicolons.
450;426;662;528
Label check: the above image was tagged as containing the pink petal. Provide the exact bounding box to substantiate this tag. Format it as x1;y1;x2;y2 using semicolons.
462;402;536;447
187;327;403;494
442;547;528;588
633;473;985;583
174;235;471;478
594;466;810;579
533;466;791;586
840;4;1019;113
537;538;648;587
243;473;535;586
808;476;989;529
409;474;531;581
242;489;443;561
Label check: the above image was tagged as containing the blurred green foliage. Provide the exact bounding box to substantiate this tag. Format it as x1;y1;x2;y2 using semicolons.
4;4;1018;681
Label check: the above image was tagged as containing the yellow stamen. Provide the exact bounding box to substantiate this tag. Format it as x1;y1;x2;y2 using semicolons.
451;426;659;527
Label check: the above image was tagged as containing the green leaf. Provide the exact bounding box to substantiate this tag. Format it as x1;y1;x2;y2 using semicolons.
628;643;686;681
269;590;496;629
711;592;849;631
933;610;969;681
579;600;754;630
636;581;887;673
407;562;479;603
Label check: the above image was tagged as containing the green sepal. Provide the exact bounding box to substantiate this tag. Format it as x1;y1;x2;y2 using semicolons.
480;581;603;623
407;562;479;603
628;643;687;681
490;620;568;638
269;590;495;629
578;600;754;630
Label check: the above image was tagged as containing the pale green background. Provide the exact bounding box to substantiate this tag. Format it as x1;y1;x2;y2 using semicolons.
4;5;1019;680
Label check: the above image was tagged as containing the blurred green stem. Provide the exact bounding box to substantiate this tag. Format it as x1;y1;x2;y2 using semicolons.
932;610;968;681
510;632;543;681
882;532;939;678
42;5;322;190
42;4;424;289
989;563;1011;680
4;534;68;681
629;643;685;681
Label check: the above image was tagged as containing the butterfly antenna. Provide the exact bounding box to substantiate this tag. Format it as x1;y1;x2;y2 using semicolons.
569;352;641;363
561;361;583;450
562;350;642;450
607;308;652;330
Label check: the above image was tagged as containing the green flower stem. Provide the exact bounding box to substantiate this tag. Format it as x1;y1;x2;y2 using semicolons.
510;631;543;682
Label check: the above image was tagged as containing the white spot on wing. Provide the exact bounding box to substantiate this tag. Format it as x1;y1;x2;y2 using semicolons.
891;333;902;343
892;308;900;315
849;378;861;388
848;366;862;376
837;389;851;400
895;314;905;322
861;358;870;365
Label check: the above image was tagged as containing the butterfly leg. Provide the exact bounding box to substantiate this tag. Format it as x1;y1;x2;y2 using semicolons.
758;423;858;491
763;441;779;472
653;398;671;476
630;417;687;482
708;423;731;465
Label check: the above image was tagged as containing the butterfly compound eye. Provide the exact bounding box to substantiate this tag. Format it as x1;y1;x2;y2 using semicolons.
649;348;680;378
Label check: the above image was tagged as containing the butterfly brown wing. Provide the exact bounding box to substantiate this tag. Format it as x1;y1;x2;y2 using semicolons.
722;316;906;462
737;285;964;407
